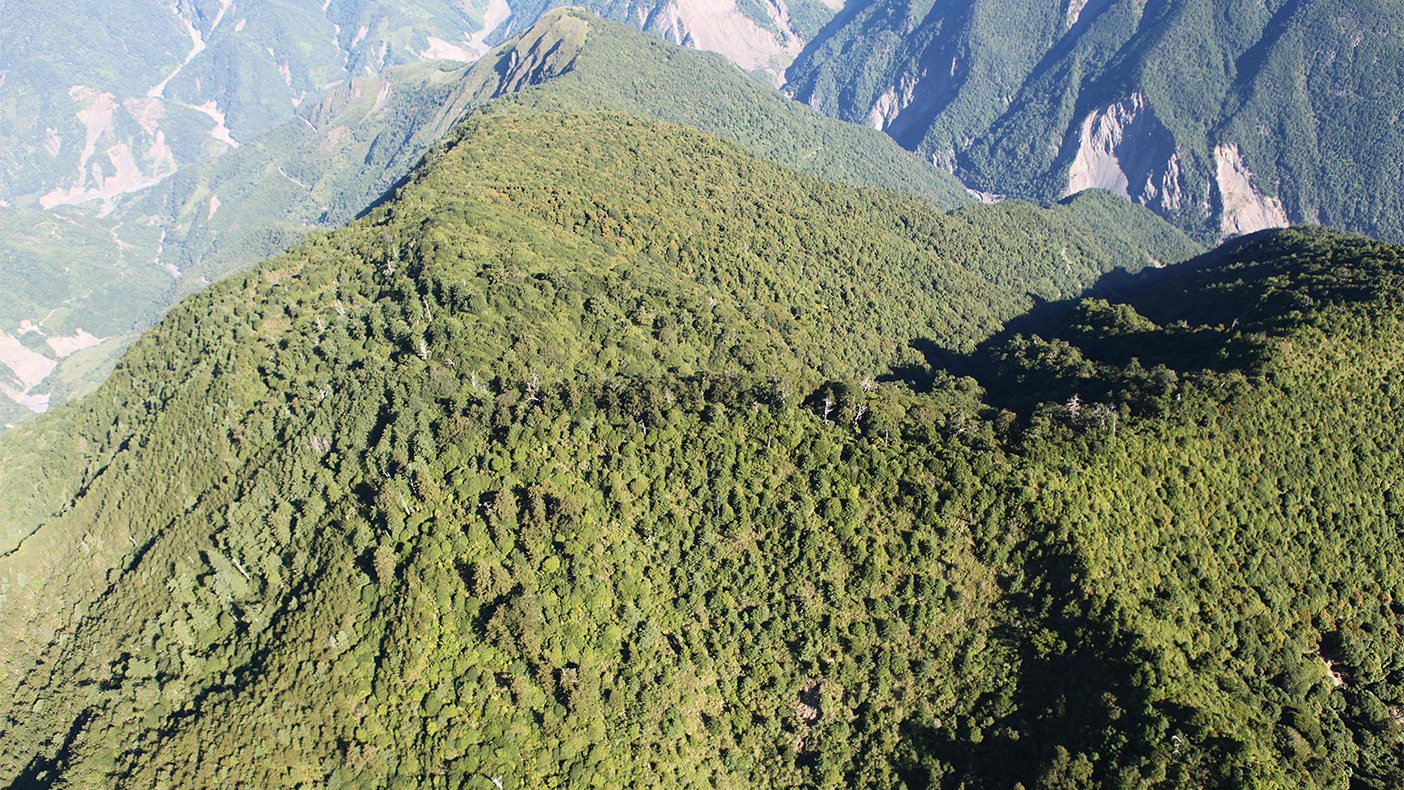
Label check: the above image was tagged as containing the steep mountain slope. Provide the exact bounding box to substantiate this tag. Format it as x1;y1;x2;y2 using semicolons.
0;110;1207;787
0;0;833;215
500;0;840;82
0;0;511;422
0;0;832;212
0;59;476;423
786;0;1404;244
454;9;974;206
0;109;1196;559
1;111;1400;789
0;8;982;425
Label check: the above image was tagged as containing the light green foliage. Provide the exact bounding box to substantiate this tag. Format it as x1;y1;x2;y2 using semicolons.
0;8;986;425
0;112;1400;788
477;9;972;208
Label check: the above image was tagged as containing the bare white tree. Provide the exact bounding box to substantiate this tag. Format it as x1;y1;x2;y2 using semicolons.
1094;403;1117;435
770;375;789;405
230;554;252;582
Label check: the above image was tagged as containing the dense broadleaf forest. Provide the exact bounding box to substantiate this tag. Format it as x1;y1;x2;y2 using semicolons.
8;0;1404;427
0;9;978;426
1;106;1402;790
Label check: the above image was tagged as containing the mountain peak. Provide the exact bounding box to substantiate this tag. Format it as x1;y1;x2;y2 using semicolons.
487;6;593;96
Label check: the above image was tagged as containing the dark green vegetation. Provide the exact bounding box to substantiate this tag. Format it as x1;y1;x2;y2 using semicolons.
137;3;976;312
0;8;977;424
787;0;1404;243
2;109;1401;789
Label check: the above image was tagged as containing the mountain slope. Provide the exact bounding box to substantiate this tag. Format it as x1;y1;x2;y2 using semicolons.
1;111;1401;789
497;0;840;82
0;8;980;425
786;0;1404;244
0;109;1196;559
941;226;1404;789
0;111;1204;786
0;0;872;215
0;58;478;421
0;0;517;207
452;8;973;208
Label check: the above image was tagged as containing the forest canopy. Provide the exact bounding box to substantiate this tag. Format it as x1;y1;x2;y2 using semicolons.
0;111;1401;790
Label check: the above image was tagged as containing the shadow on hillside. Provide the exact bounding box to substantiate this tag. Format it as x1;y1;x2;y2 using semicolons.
357;169;419;221
882;489;1226;790
887;230;1284;414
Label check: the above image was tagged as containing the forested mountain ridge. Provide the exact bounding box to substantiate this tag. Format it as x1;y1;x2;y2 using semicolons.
0;0;831;212
10;0;1403;426
785;0;1404;245
0;109;1196;563
0;8;977;427
0;109;1401;789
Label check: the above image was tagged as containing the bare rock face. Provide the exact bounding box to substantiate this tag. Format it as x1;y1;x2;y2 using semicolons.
38;88;180;215
642;0;806;85
0;335;57;414
1214;143;1290;239
1063;0;1091;28
867;74;922;131
781;0;1404;244
1063;97;1289;240
1064;93;1185;216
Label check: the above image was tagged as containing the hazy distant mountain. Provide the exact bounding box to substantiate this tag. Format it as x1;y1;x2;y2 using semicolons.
785;0;1404;243
0;6;960;426
0;0;510;206
0;0;833;216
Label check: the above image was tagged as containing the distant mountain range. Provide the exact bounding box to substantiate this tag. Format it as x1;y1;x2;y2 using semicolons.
4;0;1401;427
0;0;829;215
786;0;1404;243
4;4;1404;790
0;3;944;425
